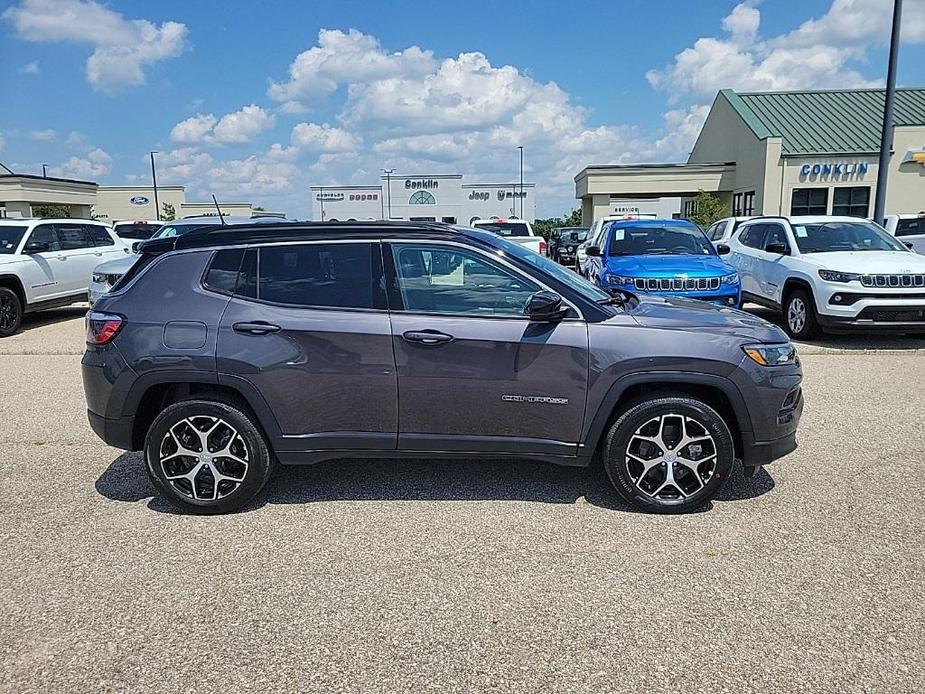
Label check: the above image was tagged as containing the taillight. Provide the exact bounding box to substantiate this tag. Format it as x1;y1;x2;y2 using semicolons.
86;311;124;345
539;240;548;255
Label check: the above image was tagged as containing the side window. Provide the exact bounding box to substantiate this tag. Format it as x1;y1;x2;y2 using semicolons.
895;219;923;237
763;224;789;250
391;244;540;317
86;224;115;247
203;249;244;294
708;222;724;241
27;224;61;252
258;243;378;309
739;224;766;249
55;223;92;250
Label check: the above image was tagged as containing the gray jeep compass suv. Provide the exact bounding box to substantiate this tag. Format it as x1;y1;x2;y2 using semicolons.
82;222;803;514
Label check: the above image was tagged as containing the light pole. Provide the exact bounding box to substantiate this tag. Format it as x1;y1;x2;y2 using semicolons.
149;151;160;221
381;168;395;219
41;163;47;178
874;0;903;224
517;146;524;219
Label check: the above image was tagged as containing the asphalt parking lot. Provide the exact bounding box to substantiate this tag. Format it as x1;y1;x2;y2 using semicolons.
1;306;923;693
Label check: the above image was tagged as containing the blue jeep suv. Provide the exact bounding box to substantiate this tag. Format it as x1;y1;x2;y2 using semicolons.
584;218;741;307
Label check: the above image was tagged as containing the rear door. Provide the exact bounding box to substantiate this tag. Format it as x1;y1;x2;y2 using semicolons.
752;222;793;304
730;223;766;297
52;222;98;295
385;240;589;456
86;223;128;263
215;241;398;453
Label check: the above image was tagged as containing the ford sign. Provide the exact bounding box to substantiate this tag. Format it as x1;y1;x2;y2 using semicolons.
130;195;150;205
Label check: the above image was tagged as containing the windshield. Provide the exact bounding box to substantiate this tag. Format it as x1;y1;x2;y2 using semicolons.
472;231;612;302
0;226;28;254
558;228;588;244
152;222;215;239
473;221;530;237
794;221;907;253
609;224;714;256
114;223;162;239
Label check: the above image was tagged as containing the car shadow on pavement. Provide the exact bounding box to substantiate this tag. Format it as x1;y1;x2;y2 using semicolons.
96;451;775;515
16;305;88;332
744;304;925;351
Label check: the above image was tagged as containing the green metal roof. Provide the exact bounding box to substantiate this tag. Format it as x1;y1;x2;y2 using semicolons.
721;88;925;156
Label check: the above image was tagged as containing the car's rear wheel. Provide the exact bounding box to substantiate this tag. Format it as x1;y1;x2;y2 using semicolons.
783;288;820;340
144;398;273;514
0;287;22;338
603;396;735;513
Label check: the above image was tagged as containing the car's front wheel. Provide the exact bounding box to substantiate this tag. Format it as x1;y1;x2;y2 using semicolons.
603;396;735;513
0;287;22;338
783;288;820;340
144;397;273;514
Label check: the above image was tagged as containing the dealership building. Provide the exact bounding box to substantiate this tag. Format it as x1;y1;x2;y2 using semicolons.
310;173;536;224
576;88;925;225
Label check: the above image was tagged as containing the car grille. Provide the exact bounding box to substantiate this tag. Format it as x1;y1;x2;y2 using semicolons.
101;273;122;287
857;308;925;323
859;274;925;288
633;277;721;292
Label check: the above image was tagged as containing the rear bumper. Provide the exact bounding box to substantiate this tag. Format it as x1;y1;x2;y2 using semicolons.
87;409;135;450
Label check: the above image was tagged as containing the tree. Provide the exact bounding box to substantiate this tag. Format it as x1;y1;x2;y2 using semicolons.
161;202;176;221
563;207;582;227
32;204;71;218
687;190;727;228
252;205;265;212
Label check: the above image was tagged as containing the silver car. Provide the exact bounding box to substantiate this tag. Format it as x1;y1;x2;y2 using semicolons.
89;216;283;302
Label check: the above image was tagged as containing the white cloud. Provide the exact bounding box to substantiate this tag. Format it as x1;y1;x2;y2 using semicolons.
48;147;112;179
2;0;187;93
170;105;275;144
28;129;56;141
290;122;360;153
19;60;40;74
154;147;214;181
645;0;925;99
267;28;434;107
207;156;299;195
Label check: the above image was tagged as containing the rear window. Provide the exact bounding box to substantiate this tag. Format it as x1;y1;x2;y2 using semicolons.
88;225;115;247
203;249;244;294
114;223;162;239
895;218;924;236
0;225;27;254
257;243;379;309
472;221;530;237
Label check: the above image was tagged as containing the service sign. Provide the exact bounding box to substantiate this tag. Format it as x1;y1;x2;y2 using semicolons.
130;195;149;205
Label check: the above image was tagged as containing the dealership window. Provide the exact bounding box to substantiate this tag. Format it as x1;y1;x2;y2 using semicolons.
791;188;828;216
832;187;870;218
409;190;436;205
733;191;756;215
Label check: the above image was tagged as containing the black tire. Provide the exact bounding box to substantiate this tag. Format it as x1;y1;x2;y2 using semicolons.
144;397;273;514
782;288;820;340
603;396;735;514
0;287;23;338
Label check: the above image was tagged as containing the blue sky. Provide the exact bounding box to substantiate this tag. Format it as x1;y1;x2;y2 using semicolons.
1;0;924;218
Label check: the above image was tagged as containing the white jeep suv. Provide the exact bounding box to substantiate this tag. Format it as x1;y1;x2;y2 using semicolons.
0;218;128;337
727;215;925;339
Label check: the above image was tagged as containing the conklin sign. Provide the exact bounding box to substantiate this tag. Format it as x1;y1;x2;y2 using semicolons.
799;162;870;177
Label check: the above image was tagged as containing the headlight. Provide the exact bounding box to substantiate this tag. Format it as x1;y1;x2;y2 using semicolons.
721;273;739;285
818;269;861;283
604;274;633;285
742;343;797;367
92;272;106;284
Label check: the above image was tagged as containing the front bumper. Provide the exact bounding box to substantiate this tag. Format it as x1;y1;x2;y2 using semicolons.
88;279;113;304
607;285;741;307
815;284;925;331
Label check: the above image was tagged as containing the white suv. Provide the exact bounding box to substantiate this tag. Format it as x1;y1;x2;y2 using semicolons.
727;215;925;339
0;218;128;336
705;216;755;249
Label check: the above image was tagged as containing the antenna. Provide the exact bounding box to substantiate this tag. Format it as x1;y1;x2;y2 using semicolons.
211;194;227;225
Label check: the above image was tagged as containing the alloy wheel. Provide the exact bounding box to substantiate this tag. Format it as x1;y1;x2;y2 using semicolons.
158;416;250;501
788;297;807;334
0;293;19;332
624;413;718;501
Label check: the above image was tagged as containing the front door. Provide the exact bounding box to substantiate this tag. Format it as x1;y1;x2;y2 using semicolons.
385;241;589;456
215;242;398;451
19;223;64;302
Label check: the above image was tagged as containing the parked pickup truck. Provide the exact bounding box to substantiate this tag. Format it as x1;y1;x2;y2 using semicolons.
471;218;546;256
882;213;925;254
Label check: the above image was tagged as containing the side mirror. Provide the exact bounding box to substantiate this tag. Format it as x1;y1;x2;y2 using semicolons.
525;291;569;322
131;241;141;252
585;245;601;257
716;243;731;255
764;241;789;255
23;240;50;254
904;241;914;250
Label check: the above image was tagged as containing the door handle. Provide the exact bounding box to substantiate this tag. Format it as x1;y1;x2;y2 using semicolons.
57;256;67;261
402;330;453;345
233;321;281;335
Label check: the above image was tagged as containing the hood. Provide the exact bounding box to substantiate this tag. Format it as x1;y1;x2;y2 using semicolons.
625;294;787;343
605;254;733;277
94;254;138;275
796;250;925;273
